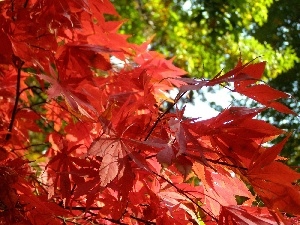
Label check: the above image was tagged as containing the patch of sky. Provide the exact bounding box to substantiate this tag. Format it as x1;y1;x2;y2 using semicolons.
169;85;244;120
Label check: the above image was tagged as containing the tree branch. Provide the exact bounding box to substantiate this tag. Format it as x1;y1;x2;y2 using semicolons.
130;215;156;224
6;55;24;140
62;206;156;224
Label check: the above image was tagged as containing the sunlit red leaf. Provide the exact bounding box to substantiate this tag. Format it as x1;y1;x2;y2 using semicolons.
38;74;96;119
193;162;253;216
219;205;285;225
88;134;129;186
248;161;300;214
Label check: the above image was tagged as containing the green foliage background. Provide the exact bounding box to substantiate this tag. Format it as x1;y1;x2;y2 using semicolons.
113;0;298;78
251;0;300;166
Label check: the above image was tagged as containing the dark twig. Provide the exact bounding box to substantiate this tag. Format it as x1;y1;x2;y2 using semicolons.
152;170;218;223
6;55;24;140
64;206;103;211
130;215;156;224
205;158;248;170
144;91;187;141
11;0;15;20
23;0;29;8
61;206;156;224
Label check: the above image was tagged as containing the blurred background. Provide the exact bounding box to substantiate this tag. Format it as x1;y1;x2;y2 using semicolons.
112;0;300;166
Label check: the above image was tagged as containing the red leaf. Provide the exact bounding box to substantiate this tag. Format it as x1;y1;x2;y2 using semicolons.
193;162;253;216
240;61;266;80
174;156;193;179
250;135;291;169
208;59;256;85
169;117;186;156
219;205;285;225
90;0;119;16
38;74;96;119
156;144;174;166
248;161;300;214
142;138;175;166
15;182;69;225
88;134;128;186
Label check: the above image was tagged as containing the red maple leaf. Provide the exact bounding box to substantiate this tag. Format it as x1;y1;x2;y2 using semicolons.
88;132;132;186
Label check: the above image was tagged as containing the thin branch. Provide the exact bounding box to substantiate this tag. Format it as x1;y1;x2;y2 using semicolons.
11;0;15;20
62;206;156;224
102;218;127;225
130;215;156;225
6;55;24;140
57;216;82;225
144;91;187;141
205;158;248;170
64;206;103;211
19;85;43;95
12;143;49;151
151;170;218;223
23;0;29;8
18;101;47;112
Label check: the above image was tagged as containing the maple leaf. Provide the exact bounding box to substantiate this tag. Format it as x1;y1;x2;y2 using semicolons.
191;106;285;170
249;135;290;169
245;135;300;214
193;162;253;216
38;73;96;119
141;138;175;166
134;51;187;90
90;0;119;16
208;59;256;85
88;133;130;186
16;180;70;225
235;84;294;114
55;44;114;76
224;60;295;114
46;141;85;204
181;60;295;115
158;191;199;223
206;107;283;144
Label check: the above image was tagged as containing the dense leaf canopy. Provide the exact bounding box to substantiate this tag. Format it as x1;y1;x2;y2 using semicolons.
0;0;299;224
